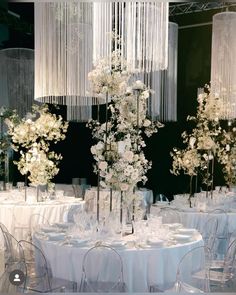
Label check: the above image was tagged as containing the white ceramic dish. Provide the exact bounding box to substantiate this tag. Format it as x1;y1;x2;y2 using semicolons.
55;222;73;229
173;234;192;242
41;226;54;233
177;228;196;235
147;239;164;247
165;223;182;230
69;239;88;247
47;233;65;241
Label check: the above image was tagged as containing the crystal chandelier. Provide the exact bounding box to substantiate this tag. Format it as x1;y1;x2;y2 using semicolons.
211;11;236;119
34;2;169;121
150;22;178;121
93;2;169;72
0;48;34;118
34;2;97;121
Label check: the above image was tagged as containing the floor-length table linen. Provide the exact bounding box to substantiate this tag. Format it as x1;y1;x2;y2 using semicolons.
34;232;203;292
0;196;85;240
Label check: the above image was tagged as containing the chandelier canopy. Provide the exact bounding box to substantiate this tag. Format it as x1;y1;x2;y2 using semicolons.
150;22;178;121
211;11;236;119
34;2;169;121
0;48;34;118
93;2;169;72
34;2;98;108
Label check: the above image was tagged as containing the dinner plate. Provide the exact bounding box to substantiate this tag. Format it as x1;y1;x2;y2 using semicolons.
47;233;65;241
147;239;164;247
69;239;88;247
40;226;54;233
109;240;126;248
54;222;73;229
177;228;196;235
173;234;192;242
165;223;182;230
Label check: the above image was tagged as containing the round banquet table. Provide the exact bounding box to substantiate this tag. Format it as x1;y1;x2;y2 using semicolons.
151;203;236;257
34;229;203;292
151;204;236;235
0;194;85;241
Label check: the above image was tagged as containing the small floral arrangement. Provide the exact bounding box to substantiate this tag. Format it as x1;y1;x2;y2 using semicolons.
6;104;68;187
171;87;223;187
216;123;236;186
87;50;163;194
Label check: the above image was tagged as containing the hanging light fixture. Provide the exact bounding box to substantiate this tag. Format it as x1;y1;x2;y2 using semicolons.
34;2;98;121
149;22;178;121
0;48;34;118
34;2;169;121
93;2;169;72
211;11;236;119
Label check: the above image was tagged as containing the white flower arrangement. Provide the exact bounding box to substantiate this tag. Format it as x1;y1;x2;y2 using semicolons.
87;50;163;193
171;87;223;186
6;104;68;187
216;125;236;186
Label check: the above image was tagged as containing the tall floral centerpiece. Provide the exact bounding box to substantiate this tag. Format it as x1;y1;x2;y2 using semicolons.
171;87;224;200
6;104;68;195
87;50;163;222
216;122;236;189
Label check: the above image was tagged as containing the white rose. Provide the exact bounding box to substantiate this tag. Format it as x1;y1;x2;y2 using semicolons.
143;119;151;127
96;142;104;150
133;80;144;90
142;90;150;99
98;161;108;171
90;146;97;155
123;151;134;162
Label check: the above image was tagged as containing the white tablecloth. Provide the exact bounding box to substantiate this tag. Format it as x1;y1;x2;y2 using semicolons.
34;232;203;292
0;194;85;240
151;203;236;258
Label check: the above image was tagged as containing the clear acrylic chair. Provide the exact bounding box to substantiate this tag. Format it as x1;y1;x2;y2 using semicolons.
12;205;31;241
19;240;76;292
207;209;229;259
0;260;27;293
79;245;126;292
159;207;181;224
209;238;236;292
175;246;211;293
201;217;218;254
228;229;236;248
0;227;24;268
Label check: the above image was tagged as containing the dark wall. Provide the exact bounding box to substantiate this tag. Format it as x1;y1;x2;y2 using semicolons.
1;3;228;199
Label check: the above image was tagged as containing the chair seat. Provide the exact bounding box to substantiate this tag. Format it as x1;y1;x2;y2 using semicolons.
210;259;224;270
25;276;76;293
209;270;234;283
177;282;205;293
194;269;233;283
80;280;126;292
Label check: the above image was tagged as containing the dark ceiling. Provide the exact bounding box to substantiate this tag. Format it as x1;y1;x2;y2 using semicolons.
1;1;236;49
